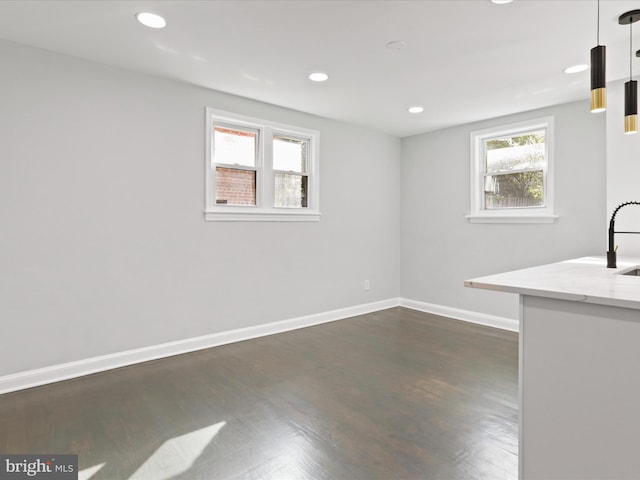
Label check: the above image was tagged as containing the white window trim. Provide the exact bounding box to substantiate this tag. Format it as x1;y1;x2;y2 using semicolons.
204;107;321;222
467;116;558;224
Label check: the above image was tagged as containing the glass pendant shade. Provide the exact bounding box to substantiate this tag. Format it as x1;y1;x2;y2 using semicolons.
590;45;606;112
624;80;638;134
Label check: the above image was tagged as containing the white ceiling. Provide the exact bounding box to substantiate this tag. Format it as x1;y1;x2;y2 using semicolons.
1;0;639;137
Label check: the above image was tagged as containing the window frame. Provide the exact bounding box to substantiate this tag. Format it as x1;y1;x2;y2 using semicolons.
212;123;260;207
205;108;320;222
272;133;310;208
467;116;558;224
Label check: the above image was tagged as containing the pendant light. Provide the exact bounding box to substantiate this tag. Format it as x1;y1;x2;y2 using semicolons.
591;0;606;112
619;10;640;134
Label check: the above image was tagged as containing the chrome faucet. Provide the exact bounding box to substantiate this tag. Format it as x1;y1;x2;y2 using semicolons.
607;201;640;268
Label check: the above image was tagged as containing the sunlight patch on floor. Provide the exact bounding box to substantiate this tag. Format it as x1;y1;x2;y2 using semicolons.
128;421;226;480
78;462;106;480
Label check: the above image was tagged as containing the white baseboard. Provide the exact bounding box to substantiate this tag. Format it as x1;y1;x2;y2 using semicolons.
0;298;401;395
0;297;516;394
400;298;519;332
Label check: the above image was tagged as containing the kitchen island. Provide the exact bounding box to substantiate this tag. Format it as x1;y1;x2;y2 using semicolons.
465;256;640;480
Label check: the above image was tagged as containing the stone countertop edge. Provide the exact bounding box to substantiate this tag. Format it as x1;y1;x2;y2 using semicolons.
464;256;640;311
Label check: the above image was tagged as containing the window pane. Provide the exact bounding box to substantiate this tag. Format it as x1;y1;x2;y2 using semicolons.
273;136;306;173
484;170;544;209
216;167;256;205
485;130;545;172
274;173;307;208
213;126;257;167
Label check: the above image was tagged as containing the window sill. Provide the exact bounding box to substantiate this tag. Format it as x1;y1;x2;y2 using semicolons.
204;209;321;222
466;214;559;224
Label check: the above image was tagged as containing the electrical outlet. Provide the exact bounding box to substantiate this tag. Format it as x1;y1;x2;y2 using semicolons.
364;279;370;291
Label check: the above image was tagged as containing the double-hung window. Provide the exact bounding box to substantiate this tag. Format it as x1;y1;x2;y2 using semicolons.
205;108;320;221
468;116;557;223
273;135;309;208
213;125;259;206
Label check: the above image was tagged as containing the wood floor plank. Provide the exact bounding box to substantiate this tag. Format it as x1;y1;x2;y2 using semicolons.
0;307;518;479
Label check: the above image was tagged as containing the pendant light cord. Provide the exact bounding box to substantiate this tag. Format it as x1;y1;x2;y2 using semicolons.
631;20;633;80
597;0;600;45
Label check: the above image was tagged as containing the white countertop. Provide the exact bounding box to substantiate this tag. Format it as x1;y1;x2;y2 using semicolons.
465;256;640;311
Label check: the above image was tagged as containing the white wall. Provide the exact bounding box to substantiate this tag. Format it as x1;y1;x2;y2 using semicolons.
606;79;640;256
0;37;612;379
0;40;401;376
401;101;606;320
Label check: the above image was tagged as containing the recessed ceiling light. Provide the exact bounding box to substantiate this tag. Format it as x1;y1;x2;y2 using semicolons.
564;64;589;74
308;72;329;82
491;0;514;4
136;12;167;29
408;106;424;114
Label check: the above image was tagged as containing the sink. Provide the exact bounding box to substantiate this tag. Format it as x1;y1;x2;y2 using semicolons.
618;267;640;276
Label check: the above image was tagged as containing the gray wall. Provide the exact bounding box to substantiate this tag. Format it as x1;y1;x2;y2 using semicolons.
0;39;609;377
401;101;607;320
0;40;401;376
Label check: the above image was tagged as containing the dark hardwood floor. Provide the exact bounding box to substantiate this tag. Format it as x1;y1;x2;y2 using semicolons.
0;307;518;480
